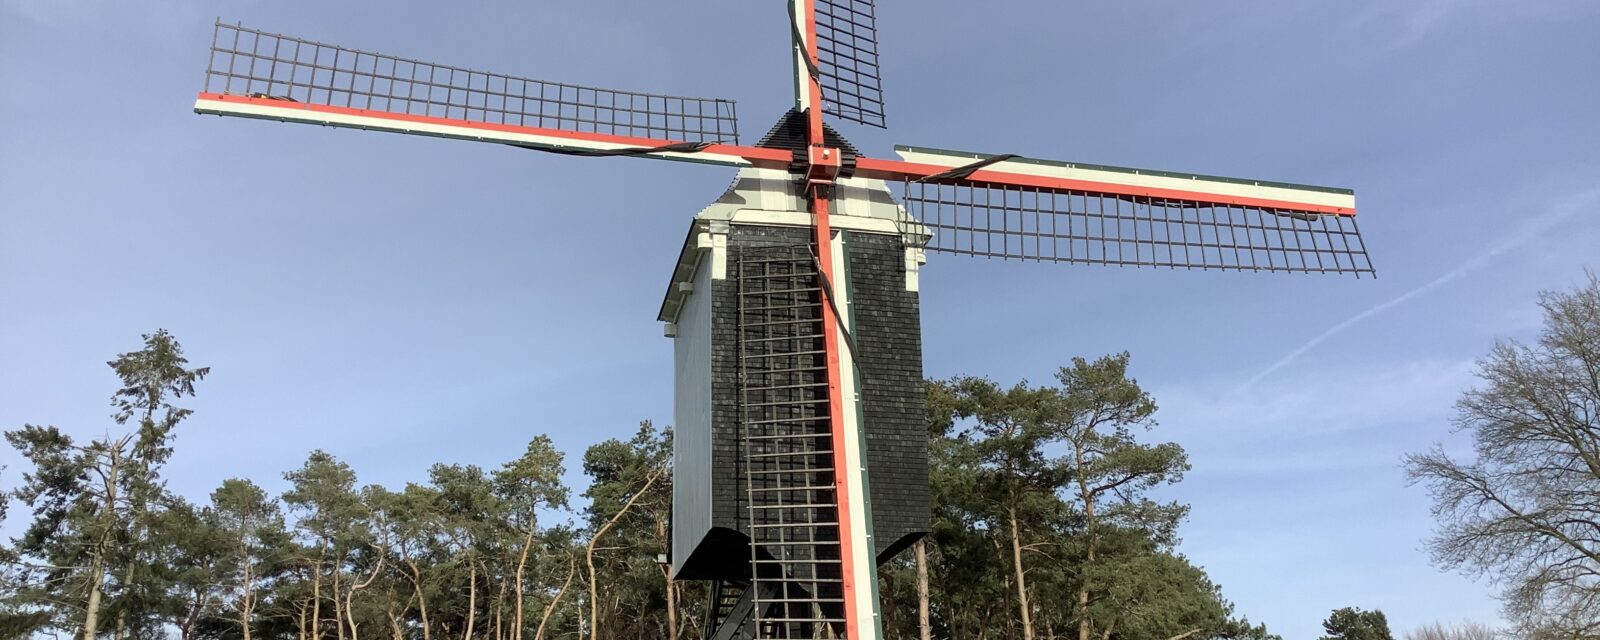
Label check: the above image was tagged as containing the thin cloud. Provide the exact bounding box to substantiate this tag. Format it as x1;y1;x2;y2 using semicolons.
1235;187;1600;394
1394;0;1457;49
1340;0;1597;54
1171;358;1475;438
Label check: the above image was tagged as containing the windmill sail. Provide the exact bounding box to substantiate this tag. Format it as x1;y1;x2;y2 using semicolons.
197;22;743;154
876;146;1373;276
816;0;887;128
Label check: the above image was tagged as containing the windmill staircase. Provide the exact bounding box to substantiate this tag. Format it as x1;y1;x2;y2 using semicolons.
716;243;848;639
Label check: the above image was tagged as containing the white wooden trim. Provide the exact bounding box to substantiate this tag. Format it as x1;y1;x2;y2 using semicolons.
195;97;753;167
894;148;1355;210
830;231;882;640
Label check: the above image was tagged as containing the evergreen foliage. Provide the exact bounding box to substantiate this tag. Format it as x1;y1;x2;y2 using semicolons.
883;355;1261;640
1321;607;1395;640
3;333;1293;640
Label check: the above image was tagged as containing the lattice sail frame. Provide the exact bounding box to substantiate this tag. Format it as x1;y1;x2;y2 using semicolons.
885;147;1373;276
203;22;740;144
901;181;1373;275
815;0;887;128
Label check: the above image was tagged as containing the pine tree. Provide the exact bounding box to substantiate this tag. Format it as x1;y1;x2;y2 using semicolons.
1321;607;1395;640
107;329;210;640
211;478;290;640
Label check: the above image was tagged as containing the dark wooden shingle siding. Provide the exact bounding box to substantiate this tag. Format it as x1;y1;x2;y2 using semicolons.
709;225;816;532
696;224;928;572
845;231;929;560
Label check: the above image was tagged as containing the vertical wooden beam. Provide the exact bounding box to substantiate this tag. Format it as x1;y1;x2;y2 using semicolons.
798;1;864;638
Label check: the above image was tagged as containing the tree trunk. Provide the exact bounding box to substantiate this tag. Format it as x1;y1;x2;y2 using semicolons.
534;555;575;640
1076;478;1098;640
387;609;406;640
997;551;1013;639
114;536;145;640
664;566;677;640
117;408;163;640
312;541;328;640
587;465;663;640
345;557;385;640
1075;563;1093;639
916;539;932;640
493;573;507;640
405;558;432;640
1008;504;1035;640
514;525;537;640
113;571;129;640
83;444;123;640
82;560;105;640
333;562;347;640
297;601;310;640
1075;496;1100;640
675;583;696;640
242;595;255;640
241;549;256;640
180;588;210;640
657;515;677;640
463;560;478;640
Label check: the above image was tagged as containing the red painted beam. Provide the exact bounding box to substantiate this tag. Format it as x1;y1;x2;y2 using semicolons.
795;0;865;635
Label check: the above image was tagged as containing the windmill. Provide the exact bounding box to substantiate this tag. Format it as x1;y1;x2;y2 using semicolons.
194;2;1372;638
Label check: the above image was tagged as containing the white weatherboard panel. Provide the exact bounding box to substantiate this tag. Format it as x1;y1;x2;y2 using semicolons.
894;148;1356;211
194;97;753;167
729;210;912;236
670;256;714;578
699;167;910;222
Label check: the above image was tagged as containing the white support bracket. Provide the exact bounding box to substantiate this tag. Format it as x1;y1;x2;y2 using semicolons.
905;247;926;292
706;220;730;281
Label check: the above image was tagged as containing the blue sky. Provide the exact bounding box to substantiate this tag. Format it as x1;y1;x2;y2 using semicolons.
2;0;1597;637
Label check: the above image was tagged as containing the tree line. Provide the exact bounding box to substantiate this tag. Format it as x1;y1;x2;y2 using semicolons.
881;353;1273;640
14;268;1592;640
1;332;1282;640
1;330;689;640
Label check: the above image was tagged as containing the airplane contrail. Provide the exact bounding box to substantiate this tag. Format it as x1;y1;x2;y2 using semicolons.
1234;187;1600;394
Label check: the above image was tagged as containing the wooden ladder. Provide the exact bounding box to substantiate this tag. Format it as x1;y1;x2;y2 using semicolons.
735;244;848;639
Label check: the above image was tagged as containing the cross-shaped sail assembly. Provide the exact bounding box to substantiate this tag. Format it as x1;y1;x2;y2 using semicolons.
198;21;1368;277
192;5;1372;639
